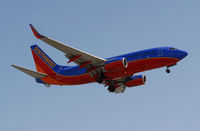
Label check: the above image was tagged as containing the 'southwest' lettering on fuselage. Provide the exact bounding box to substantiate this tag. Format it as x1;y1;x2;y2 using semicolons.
34;46;56;68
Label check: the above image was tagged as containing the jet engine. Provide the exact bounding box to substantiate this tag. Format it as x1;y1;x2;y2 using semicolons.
104;58;127;72
126;74;146;87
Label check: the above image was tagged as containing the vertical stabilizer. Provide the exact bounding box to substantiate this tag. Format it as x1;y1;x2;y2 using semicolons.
31;45;58;74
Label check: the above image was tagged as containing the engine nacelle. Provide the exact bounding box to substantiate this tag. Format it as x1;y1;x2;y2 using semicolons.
126;74;146;87
104;58;127;72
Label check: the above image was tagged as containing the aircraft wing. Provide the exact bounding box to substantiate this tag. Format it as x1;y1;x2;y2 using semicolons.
30;24;106;68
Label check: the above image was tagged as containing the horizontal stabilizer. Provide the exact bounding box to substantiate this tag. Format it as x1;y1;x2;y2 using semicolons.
11;65;47;78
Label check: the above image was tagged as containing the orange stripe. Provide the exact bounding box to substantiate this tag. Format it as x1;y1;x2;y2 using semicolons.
34;63;65;85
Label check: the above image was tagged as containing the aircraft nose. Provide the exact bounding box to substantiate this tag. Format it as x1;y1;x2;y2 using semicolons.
178;50;188;59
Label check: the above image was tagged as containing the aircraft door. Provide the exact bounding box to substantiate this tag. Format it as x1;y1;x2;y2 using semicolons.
158;48;163;56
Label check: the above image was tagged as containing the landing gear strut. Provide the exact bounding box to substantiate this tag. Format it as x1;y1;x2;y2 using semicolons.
166;64;177;73
96;77;103;84
96;71;107;84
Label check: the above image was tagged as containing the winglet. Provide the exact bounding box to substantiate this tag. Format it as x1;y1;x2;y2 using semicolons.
29;24;44;39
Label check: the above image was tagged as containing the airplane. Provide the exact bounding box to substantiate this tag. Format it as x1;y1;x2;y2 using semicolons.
12;24;188;93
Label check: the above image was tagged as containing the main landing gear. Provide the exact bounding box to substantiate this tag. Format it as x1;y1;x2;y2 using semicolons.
96;71;107;84
107;85;115;92
95;71;115;92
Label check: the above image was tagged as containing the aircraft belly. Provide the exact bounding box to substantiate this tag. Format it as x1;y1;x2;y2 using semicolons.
58;74;96;85
127;57;180;73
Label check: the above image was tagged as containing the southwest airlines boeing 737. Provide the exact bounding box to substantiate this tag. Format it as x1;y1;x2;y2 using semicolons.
12;24;188;93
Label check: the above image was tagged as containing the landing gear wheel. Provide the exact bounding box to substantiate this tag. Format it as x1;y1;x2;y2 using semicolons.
108;85;115;92
166;68;170;73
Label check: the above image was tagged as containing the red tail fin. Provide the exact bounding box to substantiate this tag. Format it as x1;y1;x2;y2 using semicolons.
31;45;58;75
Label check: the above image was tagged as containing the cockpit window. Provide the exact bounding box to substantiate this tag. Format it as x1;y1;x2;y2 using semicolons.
169;47;176;50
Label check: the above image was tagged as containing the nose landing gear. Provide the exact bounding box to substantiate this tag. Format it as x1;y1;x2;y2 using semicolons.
166;68;170;73
165;63;177;73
